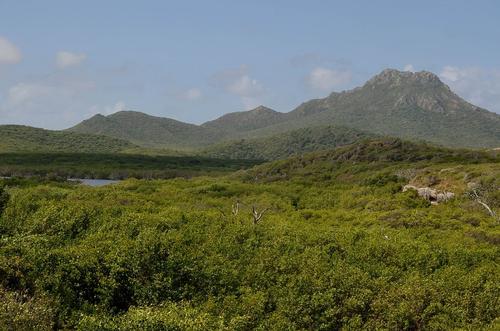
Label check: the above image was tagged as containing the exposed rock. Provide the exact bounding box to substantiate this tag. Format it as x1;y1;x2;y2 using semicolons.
467;182;480;190
395;94;446;112
403;185;455;204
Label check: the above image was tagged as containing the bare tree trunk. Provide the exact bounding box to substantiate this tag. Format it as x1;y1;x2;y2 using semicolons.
232;201;240;216
252;206;268;225
476;200;496;217
472;190;496;218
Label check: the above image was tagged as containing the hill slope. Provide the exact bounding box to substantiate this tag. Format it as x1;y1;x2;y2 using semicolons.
242;137;499;183
202;125;374;160
68;111;223;149
201;105;286;134
0;125;136;153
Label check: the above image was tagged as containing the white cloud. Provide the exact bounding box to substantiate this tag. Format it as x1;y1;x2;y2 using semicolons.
440;66;500;113
182;88;202;100
306;67;351;91
88;101;127;116
7;78;95;107
227;75;263;97
108;101;126;114
403;64;415;72
56;51;87;69
8;83;56;105
211;65;265;109
440;66;464;82
212;65;264;97
241;97;262;110
0;37;21;64
1;75;97;129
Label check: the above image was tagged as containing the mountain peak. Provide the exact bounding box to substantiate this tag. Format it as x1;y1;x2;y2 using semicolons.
246;105;277;114
108;110;150;118
89;113;107;119
366;68;443;87
201;106;285;133
253;105;273;111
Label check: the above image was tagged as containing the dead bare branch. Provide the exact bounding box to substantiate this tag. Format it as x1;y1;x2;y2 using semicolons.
251;205;269;225
232;201;240;216
472;189;496;218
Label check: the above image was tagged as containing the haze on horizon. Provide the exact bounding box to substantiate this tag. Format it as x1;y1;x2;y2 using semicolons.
1;0;500;129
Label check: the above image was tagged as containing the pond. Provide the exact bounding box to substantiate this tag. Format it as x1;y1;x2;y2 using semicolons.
1;176;121;187
68;179;121;187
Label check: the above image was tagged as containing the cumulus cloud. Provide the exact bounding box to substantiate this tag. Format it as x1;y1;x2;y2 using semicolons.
0;37;22;64
306;67;351;91
1;75;97;128
107;101;126;114
56;51;87;69
440;66;464;82
7;78;95;107
88;101;127;115
227;75;263;97
403;64;415;72
7;83;56;106
182;88;202;100
211;65;264;109
440;66;500;113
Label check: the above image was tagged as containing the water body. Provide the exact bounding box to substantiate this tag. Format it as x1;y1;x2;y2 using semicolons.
69;179;121;187
1;176;120;187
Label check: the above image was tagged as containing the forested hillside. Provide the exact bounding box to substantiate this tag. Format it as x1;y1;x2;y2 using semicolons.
1;139;498;330
201;105;286;134
202;125;374;160
0;153;260;179
68;111;224;149
0;125;136;153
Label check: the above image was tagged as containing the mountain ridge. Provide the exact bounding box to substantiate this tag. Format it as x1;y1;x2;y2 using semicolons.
61;68;500;150
201;105;287;134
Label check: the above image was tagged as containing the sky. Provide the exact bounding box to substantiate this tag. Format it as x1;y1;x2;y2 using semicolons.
1;0;500;129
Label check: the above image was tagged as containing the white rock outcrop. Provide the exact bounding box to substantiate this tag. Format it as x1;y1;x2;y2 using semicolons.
403;185;455;204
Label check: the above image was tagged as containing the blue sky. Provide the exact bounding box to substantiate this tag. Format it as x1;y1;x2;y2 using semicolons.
1;0;499;129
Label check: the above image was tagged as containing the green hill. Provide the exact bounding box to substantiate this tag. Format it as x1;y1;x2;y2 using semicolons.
68;111;223;150
0;125;136;153
201;105;286;134
202;125;374;160
242;137;499;183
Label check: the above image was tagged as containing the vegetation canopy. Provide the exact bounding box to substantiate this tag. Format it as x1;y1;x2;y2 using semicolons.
0;139;498;330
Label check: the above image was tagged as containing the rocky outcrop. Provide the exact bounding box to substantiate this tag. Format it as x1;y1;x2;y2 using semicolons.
403;185;455;205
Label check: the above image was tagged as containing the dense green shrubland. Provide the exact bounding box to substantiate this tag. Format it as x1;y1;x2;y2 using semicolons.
0;125;136;153
0;140;499;330
201;125;373;160
0;153;260;180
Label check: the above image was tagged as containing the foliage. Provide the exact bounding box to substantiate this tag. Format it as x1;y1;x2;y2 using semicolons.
0;125;136;153
201;106;286;134
202;125;373;160
0;186;8;216
0;140;498;329
0;288;56;331
241;138;498;183
0;153;261;180
68;111;226;150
